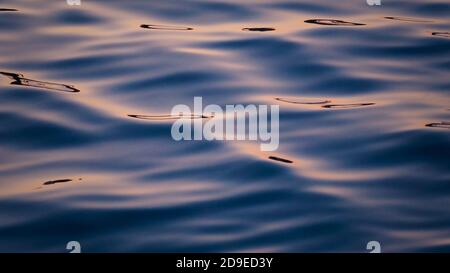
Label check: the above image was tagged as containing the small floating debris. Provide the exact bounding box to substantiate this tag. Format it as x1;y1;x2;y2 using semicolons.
0;8;18;11
432;32;450;38
0;72;80;93
275;97;331;105
384;16;433;23
268;156;293;164
242;27;275;32
127;114;211;121
322;103;375;109
425;122;450;129
140;24;193;31
304;19;365;26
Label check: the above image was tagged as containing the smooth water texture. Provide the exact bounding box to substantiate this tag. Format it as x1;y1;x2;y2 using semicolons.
0;0;449;252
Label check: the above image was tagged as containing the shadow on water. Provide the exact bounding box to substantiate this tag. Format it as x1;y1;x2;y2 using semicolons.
0;72;80;93
304;19;365;26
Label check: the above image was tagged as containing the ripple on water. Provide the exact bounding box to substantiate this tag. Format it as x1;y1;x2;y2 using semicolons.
432;32;450;38
425;122;450;129
384;16;433;23
275;97;331;105
268;156;293;164
127;114;211;121
0;8;18;11
36;178;82;190
242;27;275;32
304;19;365;26
0;72;80;93
140;24;193;31
322;103;375;109
43;179;73;186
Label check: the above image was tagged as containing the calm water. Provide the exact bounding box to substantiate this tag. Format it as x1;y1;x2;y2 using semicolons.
0;0;449;253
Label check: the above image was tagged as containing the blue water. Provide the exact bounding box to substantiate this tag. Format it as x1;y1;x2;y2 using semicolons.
0;0;449;252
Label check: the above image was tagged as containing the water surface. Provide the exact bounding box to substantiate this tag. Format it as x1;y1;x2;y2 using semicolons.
0;0;449;252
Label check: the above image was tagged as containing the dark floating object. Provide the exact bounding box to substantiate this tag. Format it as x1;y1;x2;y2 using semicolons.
432;32;450;38
268;156;293;164
242;27;275;32
275;97;331;105
322;103;375;109
0;72;80;93
304;19;365;26
425;122;450;129
384;16;433;23
140;24;193;31
128;114;211;121
0;8;18;11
